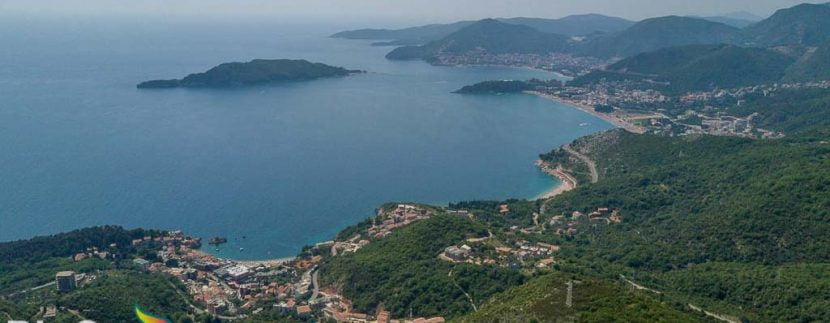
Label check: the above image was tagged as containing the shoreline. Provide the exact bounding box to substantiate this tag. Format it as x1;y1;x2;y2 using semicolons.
535;160;578;200
192;248;295;265
435;63;572;80
527;91;647;134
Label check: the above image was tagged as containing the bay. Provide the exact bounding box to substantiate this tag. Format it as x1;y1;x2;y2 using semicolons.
0;15;613;259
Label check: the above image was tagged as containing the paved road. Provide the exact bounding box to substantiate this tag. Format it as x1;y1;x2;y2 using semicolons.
563;144;598;183
309;269;320;303
8;281;55;297
565;280;573;308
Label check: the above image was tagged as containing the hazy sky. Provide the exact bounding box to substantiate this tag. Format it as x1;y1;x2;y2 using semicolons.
0;0;826;24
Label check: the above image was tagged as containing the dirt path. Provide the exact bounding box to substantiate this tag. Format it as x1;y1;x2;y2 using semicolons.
563;144;598;184
620;275;740;323
449;270;478;312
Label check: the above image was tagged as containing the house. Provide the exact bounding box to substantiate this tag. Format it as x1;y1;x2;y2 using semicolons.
609;210;623;223
499;204;510;214
444;246;469;262
496;247;513;255
376;310;391;323
537;258;556;268
296;305;312;317
73;253;87;262
276;299;296;314
133;258;150;272
56;271;77;292
537;242;560;252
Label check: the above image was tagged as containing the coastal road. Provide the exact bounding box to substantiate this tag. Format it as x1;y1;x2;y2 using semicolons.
309;269;320;303
565;280;573;308
8;281;56;297
563;144;598;183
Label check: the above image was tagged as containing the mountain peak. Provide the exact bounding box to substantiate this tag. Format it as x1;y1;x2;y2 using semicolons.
746;2;830;46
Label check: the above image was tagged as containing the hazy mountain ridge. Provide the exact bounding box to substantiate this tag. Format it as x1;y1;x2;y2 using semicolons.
577;16;743;58
386;19;572;60
332;13;635;46
574;44;796;92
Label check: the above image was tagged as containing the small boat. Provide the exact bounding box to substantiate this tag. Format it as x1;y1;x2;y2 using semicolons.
208;236;228;245
239;247;245;252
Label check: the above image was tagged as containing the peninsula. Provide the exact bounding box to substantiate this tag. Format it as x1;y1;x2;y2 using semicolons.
137;59;363;89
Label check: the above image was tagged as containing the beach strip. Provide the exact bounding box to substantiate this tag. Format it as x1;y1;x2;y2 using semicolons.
527;91;647;134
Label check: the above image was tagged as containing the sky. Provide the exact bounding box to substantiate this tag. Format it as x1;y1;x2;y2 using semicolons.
0;0;827;24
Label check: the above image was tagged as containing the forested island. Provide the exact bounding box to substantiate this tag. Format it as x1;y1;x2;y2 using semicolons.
137;59;363;89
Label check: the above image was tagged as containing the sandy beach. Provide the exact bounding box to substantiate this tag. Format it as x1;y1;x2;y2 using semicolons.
535;160;578;200
527;91;647;134
236;257;296;267
191;248;295;266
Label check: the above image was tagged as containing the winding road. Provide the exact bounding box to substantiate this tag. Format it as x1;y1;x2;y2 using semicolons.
563;144;598;184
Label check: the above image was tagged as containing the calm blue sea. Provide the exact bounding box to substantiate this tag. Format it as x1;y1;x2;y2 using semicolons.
0;15;613;259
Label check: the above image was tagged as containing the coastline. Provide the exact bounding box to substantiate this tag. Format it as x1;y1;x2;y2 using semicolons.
192;248;295;266
535;160;578;200
527;91;647;134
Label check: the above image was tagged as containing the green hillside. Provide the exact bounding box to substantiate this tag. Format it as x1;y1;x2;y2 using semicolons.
573;44;795;92
745;3;830;47
317;215;525;319
60;271;193;323
538;129;830;321
727;87;830;133
783;42;830;82
454;273;702;322
386;19;570;61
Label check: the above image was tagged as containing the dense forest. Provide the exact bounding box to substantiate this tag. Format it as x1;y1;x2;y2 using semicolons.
59;271;194;323
537;129;830;321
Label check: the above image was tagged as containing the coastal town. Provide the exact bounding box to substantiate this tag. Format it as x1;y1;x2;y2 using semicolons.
525;80;830;139
430;52;610;77
38;205;446;322
34;198;629;322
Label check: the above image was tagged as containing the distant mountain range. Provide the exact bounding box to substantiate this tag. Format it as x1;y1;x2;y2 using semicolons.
577;16;744;58
335;2;830;91
331;14;635;46
385;19;572;61
696;11;765;28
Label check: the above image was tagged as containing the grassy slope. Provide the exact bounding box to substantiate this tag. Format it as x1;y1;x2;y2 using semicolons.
455;272;703;322
318;215;525;319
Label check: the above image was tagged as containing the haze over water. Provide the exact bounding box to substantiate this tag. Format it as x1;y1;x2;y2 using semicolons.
0;16;612;259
